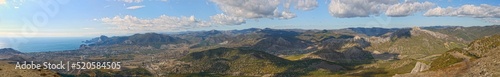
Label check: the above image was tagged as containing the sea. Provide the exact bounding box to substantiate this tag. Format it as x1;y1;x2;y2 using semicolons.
0;37;92;52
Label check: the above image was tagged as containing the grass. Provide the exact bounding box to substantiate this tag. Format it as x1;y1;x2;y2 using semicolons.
429;53;463;71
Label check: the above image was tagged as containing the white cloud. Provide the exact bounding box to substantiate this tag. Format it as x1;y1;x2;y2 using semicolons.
210;0;316;19
328;0;437;18
295;0;318;11
100;14;249;32
385;1;435;17
210;14;246;25
423;6;454;17
210;0;283;19
328;0;398;18
277;11;297;19
121;0;143;3
100;15;210;32
126;5;145;10
424;4;500;18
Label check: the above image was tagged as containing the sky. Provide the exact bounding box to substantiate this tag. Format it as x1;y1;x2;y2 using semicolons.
0;0;499;37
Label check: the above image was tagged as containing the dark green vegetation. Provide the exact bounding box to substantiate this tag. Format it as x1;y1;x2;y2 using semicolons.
2;25;500;77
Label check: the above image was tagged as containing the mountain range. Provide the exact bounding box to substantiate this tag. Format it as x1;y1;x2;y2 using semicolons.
1;25;500;77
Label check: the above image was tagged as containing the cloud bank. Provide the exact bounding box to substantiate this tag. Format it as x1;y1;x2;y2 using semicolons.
295;0;319;11
328;0;435;18
424;4;500;18
100;13;251;32
100;15;209;31
210;0;318;19
385;1;435;17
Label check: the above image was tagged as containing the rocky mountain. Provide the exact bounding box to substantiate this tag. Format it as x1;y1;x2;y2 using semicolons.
0;48;25;60
0;48;22;55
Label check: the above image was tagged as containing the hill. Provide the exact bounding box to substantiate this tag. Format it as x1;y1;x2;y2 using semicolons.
86;33;189;48
160;47;345;76
395;35;500;77
426;25;500;42
366;27;466;59
0;48;28;61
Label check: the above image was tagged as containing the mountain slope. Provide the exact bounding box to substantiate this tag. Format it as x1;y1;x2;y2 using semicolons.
86;33;189;48
395;34;500;77
161;47;345;76
426;25;500;42
0;48;29;61
366;27;466;59
304;37;374;64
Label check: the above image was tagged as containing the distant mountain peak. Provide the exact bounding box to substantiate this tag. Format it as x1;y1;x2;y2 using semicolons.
0;48;22;54
0;48;23;60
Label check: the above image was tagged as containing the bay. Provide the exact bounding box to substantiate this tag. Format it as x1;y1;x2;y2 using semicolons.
0;37;92;52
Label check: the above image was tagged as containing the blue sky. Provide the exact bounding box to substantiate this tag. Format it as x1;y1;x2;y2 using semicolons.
0;0;499;37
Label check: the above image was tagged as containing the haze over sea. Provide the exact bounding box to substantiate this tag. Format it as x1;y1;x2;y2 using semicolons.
0;37;91;52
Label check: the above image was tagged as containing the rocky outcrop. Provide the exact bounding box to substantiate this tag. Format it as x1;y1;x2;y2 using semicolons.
410;62;430;73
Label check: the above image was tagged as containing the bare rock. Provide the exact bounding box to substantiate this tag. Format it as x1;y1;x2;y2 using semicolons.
411;62;430;73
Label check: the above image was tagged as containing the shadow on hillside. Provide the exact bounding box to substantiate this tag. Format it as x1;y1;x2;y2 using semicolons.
372;52;400;60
